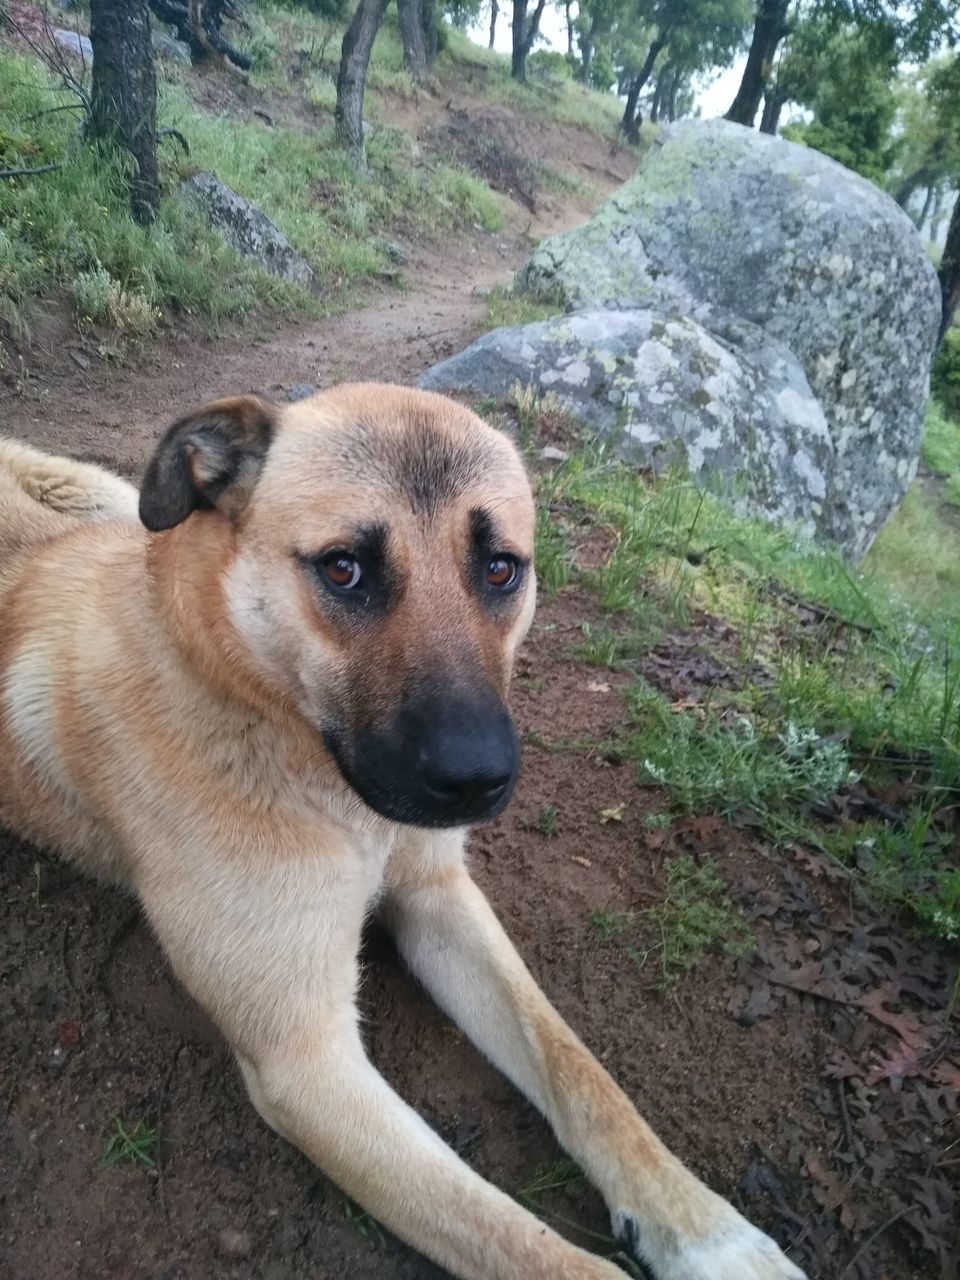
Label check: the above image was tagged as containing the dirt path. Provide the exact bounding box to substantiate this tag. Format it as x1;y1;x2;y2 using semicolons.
0;185;593;477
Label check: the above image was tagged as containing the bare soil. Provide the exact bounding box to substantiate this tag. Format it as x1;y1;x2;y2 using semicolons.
1;85;957;1280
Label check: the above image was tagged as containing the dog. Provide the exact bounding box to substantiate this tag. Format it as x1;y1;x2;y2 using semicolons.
0;386;805;1280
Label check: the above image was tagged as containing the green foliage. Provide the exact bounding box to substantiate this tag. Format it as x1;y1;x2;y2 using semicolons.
528;50;574;84
781;25;900;183
591;858;753;992
0;45;503;338
630;697;857;818
647;857;754;990
932;329;960;420
535;803;560;836
541;439;960;941
71;262;160;335
864;483;960;611
483;285;564;331
101;1117;158;1169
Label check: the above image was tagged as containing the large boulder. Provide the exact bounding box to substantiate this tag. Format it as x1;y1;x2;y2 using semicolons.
178;171;315;286
506;120;941;558
420;310;836;537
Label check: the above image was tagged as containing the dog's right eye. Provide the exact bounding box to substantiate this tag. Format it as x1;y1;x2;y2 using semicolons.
320;553;363;592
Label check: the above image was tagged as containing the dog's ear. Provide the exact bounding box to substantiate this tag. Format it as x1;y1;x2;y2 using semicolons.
139;395;277;532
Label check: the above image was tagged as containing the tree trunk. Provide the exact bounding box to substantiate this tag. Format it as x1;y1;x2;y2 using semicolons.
759;86;785;134
917;184;936;233
89;0;159;225
564;0;574;56
398;0;436;83
650;73;663;124
725;0;790;128
620;35;665;143
511;0;547;82
895;165;934;211
931;184;948;243
666;66;681;122
578;31;593;83
335;0;390;166
488;0;497;49
147;0;252;69
937;190;960;347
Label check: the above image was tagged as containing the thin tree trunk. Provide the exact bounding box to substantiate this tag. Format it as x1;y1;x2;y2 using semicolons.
511;0;547;82
931;184;948;242
620;35;665;143
147;0;252;69
578;31;593;83
937;190;960;347
895;164;934;211
89;0;159;225
759;86;785;134
335;0;390;166
564;0;574;56
725;0;790;128
666;65;682;121
650;73;663;124
918;184;936;233
488;0;497;49
398;0;436;83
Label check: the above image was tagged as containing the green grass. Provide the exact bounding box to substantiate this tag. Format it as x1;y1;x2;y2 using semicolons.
590;858;753;993
101;1117;158;1169
863;484;960;613
921;400;960;479
250;4;625;138
518;1158;584;1208
0;42;502;344
534;803;559;837
483;284;565;331
525;413;960;943
342;1197;386;1249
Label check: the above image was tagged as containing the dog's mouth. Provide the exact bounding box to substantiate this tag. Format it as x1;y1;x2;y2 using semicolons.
322;696;519;829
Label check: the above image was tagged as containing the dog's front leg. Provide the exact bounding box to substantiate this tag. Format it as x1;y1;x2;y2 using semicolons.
384;838;807;1280
141;861;622;1280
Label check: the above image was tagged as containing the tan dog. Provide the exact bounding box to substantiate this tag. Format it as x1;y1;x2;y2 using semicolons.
0;386;804;1280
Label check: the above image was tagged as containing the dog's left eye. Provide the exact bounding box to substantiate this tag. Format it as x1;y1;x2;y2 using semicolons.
486;555;519;590
321;553;363;591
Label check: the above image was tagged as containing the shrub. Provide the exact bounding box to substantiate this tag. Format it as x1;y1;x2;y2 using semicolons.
932;327;960;420
72;262;160;336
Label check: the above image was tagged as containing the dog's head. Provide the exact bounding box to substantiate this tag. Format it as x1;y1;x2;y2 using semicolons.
139;385;536;828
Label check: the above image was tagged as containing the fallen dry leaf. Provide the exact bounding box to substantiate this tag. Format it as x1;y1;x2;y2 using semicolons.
570;855;592;868
598;804;626;824
866;1040;925;1091
586;679;612;694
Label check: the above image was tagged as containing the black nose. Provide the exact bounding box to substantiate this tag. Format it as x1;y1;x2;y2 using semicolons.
328;684;519;828
421;768;512;812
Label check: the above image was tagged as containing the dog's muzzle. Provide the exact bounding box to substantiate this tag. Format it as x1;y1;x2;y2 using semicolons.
324;687;519;828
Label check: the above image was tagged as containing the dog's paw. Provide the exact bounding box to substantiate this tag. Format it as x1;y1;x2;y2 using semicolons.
613;1210;807;1280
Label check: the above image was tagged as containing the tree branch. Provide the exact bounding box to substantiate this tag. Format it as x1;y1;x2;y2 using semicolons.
0;163;63;179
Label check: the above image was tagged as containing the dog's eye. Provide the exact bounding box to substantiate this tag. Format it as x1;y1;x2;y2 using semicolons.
322;553;363;591
486;555;519;590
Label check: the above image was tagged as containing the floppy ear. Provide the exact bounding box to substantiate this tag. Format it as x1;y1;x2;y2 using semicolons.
139;395;277;532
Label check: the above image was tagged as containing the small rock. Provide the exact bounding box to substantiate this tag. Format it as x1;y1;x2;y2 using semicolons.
52;29;91;61
540;445;569;462
370;237;407;265
218;1228;252;1258
152;32;192;64
68;348;91;370
285;383;316;403
178;171;315;287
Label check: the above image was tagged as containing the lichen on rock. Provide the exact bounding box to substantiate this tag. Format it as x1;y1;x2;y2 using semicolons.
501;119;941;558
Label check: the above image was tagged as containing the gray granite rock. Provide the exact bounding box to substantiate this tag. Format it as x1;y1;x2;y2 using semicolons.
514;119;942;557
178;171;315;286
421;309;836;538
